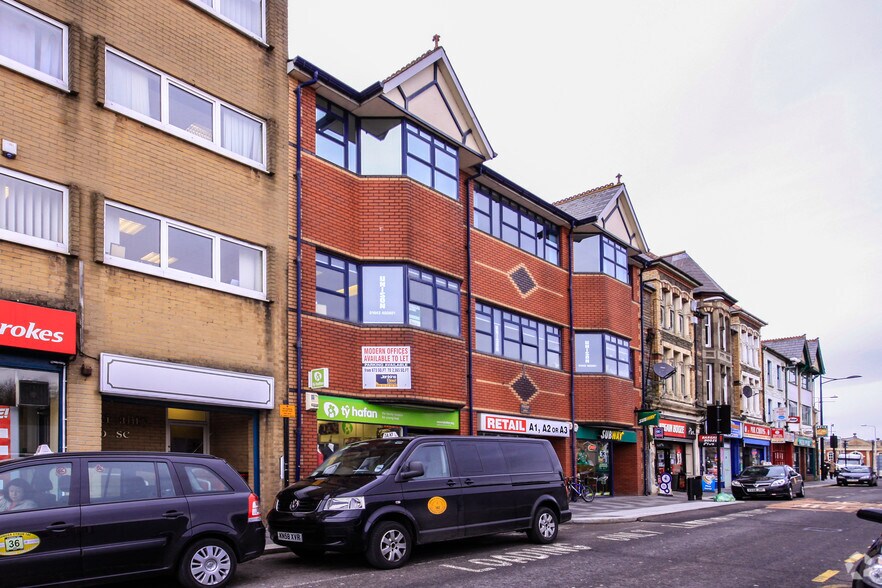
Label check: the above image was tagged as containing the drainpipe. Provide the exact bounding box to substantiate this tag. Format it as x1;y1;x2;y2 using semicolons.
465;167;484;435
638;261;649;495
568;222;576;478
293;70;319;484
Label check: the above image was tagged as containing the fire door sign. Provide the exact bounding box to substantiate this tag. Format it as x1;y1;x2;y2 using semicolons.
0;406;11;461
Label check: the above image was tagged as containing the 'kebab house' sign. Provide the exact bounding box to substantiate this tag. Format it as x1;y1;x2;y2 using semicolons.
0;300;76;355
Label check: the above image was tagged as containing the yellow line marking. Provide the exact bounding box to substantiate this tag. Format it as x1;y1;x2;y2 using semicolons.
845;552;864;563
812;570;838;582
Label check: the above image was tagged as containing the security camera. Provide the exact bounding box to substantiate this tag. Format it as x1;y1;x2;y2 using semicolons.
1;139;16;160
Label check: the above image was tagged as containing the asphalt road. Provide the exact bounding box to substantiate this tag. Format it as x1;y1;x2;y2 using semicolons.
117;483;882;588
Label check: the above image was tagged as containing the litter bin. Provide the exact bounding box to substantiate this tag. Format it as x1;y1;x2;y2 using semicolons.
686;477;703;501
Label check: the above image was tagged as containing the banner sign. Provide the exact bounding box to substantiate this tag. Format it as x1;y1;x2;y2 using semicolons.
479;413;571;438
699;434;722;447
743;423;771;439
317;395;459;430
637;410;660;427
362;346;411;390
362;267;404;324
771;428;786;443
658;419;691;439
795;436;814;447
0;299;76;355
577;427;638;443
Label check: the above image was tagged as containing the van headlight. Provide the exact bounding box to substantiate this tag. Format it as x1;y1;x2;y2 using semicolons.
323;496;366;511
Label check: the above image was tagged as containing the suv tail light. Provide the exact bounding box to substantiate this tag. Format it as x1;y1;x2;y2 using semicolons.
248;493;261;523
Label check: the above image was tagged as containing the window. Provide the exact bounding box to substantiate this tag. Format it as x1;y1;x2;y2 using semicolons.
0;0;67;89
788;369;797;384
473;186;559;264
88;461;159;503
178;464;232;494
408;444;450;479
477;303;561;369
789;401;798;417
500;442;554;474
105;48;266;168
315;97;357;172
315;252;359;321
680;370;687;399
313;102;461;199
766;360;772;383
449;441;506;476
0;167;68;253
573;235;629;283
703;314;712;348
314;253;461;336
776;366;783;390
719;317;728;351
705;364;713;403
189;0;264;39
574;332;631;378
0;461;72;512
721;368;729;404
669;296;676;331
104;201;266;299
802;404;811;425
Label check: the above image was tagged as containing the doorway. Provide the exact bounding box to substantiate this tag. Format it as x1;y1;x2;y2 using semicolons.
167;408;209;454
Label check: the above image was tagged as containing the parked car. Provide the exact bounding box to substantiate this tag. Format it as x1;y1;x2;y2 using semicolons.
731;464;805;500
267;435;572;569
0;451;264;587
837;465;879;486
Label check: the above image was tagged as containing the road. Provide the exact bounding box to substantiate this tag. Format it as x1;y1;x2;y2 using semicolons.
121;483;882;588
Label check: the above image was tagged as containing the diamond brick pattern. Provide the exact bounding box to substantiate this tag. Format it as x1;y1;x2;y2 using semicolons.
512;374;538;402
510;267;537;295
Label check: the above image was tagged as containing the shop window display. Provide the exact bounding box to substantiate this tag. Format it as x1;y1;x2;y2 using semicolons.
0;367;59;459
576;440;611;496
317;421;403;463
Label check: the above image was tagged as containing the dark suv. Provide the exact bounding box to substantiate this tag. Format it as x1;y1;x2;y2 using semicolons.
0;451;264;587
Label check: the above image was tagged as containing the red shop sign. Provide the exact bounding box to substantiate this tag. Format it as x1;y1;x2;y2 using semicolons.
744;423;771;439
0;299;76;355
659;419;688;439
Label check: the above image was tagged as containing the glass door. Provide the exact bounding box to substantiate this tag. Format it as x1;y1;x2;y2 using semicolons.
166;408;208;453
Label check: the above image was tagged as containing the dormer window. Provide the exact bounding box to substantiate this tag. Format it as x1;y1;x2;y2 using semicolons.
314;98;459;199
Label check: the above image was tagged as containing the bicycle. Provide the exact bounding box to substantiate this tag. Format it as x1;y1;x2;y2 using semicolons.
566;475;595;503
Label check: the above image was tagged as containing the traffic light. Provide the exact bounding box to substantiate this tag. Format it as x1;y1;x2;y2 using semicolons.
830;435;839;449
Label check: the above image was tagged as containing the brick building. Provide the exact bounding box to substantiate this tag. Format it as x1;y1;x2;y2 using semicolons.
0;0;289;502
287;45;649;494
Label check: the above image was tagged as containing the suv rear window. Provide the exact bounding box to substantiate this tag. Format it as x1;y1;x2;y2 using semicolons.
501;442;553;474
180;464;232;494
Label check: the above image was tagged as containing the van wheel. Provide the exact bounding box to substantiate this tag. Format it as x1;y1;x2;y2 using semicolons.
365;521;411;569
527;506;558;544
178;538;237;588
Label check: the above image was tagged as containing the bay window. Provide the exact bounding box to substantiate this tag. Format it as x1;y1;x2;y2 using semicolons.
574;332;631;378
473;186;559;264
476;303;561;369
573;235;629;284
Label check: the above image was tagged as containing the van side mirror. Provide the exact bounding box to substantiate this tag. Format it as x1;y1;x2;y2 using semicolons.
398;461;425;481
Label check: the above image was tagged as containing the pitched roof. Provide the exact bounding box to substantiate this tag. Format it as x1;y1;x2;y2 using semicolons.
762;335;809;365
554;184;619;220
807;338;825;374
659;251;735;301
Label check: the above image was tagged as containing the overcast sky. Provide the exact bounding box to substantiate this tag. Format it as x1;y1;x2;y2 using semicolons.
288;1;882;441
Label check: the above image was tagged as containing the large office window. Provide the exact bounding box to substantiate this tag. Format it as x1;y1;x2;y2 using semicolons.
315;253;460;336
574;333;631;378
313;101;460;199
573;235;629;283
476;303;560;369
189;0;264;40
105;48;266;168
0;0;67;89
104;201;266;298
473;186;559;265
0;167;68;253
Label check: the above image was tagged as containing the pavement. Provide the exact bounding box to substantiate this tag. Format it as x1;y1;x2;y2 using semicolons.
263;478;835;554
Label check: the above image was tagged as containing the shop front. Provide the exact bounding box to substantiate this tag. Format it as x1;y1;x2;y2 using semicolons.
741;423;772;470
576;427;638;496
99;353;273;495
699;434;732;492
727;420;744;477
654;419;697;493
0;299;76;459
771;427;795;467
315;395;460;459
795;435;816;479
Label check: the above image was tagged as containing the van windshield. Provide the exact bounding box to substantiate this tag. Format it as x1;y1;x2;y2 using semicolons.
310;439;412;477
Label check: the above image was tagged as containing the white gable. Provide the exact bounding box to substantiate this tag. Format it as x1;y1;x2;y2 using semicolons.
598;189;648;253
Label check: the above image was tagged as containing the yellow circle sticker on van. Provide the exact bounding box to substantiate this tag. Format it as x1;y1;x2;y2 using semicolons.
0;532;40;556
427;496;447;515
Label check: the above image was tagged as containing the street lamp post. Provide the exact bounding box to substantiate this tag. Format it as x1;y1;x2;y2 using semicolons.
819;375;861;479
861;424;877;473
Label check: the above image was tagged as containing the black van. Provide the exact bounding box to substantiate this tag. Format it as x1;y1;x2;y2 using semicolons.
0;451;264;588
267;435;571;568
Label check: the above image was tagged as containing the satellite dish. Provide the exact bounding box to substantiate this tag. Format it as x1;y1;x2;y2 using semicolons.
742;386;753;398
652;363;676;380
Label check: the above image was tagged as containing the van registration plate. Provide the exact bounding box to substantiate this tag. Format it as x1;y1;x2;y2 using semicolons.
278;532;303;542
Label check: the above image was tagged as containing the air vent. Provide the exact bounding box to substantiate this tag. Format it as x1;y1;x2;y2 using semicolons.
18;380;50;407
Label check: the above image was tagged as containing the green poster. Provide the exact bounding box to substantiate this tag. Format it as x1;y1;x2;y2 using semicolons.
317;395;459;430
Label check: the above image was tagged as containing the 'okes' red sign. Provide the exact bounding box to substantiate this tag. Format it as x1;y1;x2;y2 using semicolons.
0;300;76;355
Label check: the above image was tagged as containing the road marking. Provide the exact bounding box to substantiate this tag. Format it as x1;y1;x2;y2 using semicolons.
438;542;591;573
769;499;879;512
597;529;662;542
845;552;864;563
812;569;839;582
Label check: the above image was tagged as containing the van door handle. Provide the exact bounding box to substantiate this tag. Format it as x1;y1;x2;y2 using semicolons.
464;478;475;486
446;480;457;487
162;510;186;519
46;523;74;532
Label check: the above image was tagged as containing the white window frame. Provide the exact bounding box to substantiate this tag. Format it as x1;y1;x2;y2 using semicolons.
186;0;266;43
104;47;267;170
103;200;267;300
0;0;68;90
705;363;713;404
703;314;712;348
0;166;69;253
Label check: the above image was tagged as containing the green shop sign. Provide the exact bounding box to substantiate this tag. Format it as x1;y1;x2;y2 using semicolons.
317;395;459;430
577;427;638;444
637;410;660;427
